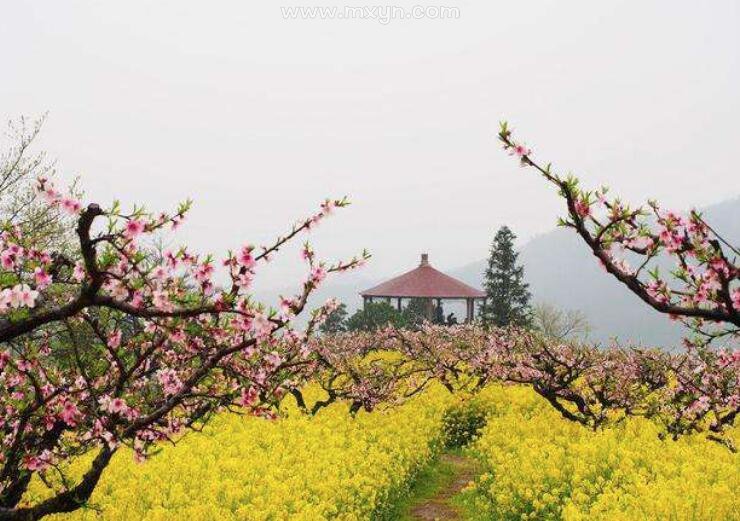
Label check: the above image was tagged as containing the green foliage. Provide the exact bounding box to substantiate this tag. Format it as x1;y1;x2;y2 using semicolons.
479;225;531;327
441;398;488;448
319;302;349;334
344;299;437;332
346;302;407;332
401;298;429;329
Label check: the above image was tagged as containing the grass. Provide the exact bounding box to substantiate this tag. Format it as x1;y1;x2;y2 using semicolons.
388;448;482;521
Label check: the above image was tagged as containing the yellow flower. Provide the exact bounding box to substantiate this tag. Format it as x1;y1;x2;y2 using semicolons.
25;384;455;520
466;385;739;521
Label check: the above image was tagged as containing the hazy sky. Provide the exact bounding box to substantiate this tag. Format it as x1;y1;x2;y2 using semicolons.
2;1;739;299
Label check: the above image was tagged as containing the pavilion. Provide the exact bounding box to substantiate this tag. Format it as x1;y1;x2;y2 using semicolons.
360;253;486;323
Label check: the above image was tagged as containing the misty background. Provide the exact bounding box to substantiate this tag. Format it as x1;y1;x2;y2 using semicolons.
1;1;738;346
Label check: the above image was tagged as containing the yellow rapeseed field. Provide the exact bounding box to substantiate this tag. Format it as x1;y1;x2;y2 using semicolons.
465;386;740;521
24;384;738;520
26;385;455;521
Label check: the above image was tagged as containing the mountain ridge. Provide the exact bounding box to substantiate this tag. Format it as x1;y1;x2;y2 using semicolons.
450;196;740;347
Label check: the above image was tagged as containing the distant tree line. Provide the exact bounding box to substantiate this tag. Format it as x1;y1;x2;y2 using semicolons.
320;298;452;334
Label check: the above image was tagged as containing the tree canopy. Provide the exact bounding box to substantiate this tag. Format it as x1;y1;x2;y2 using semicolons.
479;226;531;327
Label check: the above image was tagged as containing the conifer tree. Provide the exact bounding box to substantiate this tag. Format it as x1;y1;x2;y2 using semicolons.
479;226;531;326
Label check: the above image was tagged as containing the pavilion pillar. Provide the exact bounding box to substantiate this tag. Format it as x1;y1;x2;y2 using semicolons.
465;298;473;323
397;298;402;311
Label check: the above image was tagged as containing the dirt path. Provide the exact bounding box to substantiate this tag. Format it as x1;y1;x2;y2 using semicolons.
408;453;481;521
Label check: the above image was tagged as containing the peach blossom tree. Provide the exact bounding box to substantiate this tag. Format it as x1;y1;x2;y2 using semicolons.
497;122;738;445
0;178;366;520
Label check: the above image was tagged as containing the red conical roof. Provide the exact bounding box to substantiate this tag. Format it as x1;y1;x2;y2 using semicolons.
361;254;486;299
